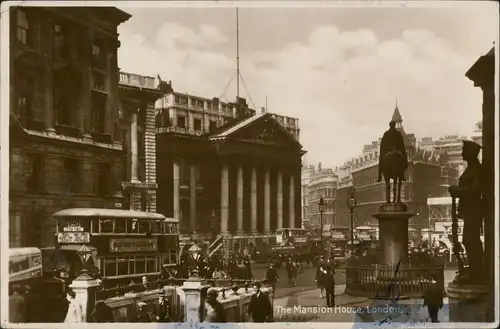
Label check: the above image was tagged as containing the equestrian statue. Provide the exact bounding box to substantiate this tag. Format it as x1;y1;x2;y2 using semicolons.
377;120;408;203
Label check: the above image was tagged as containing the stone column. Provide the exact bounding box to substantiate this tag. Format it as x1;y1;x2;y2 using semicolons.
130;109;139;183
236;165;244;234
43;16;54;133
276;171;283;229
289;175;295;228
250;167;258;233
220;163;229;234
190;164;197;233
173;161;180;220
264;168;271;233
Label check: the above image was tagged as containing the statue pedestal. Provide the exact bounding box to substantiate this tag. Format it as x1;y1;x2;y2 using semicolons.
373;203;414;265
447;283;491;322
69;272;101;323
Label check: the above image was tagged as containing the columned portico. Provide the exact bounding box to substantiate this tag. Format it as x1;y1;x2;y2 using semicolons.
189;164;197;233
264;168;271;233
173;160;180;221
277;171;283;229
289;174;295;228
130;109;139;183
220;163;229;234
236;165;244;234
250;167;258;233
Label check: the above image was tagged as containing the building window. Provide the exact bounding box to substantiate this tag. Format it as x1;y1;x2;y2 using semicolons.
23;153;44;191
177;116;186;129
63;158;81;193
91;71;107;92
95;162;111;196
16;9;32;46
16;71;35;119
209;120;217;133
180;162;190;185
54;69;73;126
175;95;188;105
192;99;204;108
53;23;69;60
91;91;107;133
194;119;202;131
91;38;106;69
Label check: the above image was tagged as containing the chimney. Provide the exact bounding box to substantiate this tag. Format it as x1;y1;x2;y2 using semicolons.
261;107;266;114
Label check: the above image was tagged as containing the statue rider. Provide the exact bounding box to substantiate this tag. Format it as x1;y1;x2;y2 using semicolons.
377;120;408;183
448;140;484;284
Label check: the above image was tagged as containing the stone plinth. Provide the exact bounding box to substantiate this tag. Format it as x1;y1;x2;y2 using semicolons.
181;278;210;323
69;272;101;322
447;283;491;322
373;203;414;266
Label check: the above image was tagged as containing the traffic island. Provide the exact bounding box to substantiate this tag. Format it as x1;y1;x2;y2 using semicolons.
345;203;445;300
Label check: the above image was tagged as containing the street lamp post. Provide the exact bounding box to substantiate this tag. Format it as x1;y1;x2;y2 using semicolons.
188;244;202;278
318;196;327;241
346;186;357;247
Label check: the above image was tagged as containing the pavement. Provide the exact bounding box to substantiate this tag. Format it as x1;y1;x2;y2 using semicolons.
271;269;456;323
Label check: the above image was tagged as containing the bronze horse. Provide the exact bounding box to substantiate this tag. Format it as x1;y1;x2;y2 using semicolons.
379;150;408;203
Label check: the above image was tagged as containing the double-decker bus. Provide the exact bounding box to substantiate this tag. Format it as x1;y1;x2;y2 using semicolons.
276;228;309;245
9;247;43;284
42;208;179;286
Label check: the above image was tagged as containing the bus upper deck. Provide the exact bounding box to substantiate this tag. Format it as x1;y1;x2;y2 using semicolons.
44;208;180;283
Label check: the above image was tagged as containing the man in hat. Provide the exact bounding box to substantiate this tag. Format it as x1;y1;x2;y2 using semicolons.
449;140;484;283
248;282;273;322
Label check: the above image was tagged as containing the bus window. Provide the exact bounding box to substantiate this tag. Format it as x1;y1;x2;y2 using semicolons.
150;220;160;234
100;219;113;233
170;224;178;234
127;219;138;233
164;223;171;234
138;221;149;234
146;256;157;273
91;218;99;233
104;258;117;277
115;220;126;233
135;258;146;274
117;258;129;276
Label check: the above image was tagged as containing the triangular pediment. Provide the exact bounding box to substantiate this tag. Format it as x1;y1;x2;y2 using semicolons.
223;114;303;150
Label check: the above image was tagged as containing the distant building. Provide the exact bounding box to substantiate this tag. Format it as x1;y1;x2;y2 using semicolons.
419;137;435;152
306;164;338;229
334;162;353;229
301;164;316;228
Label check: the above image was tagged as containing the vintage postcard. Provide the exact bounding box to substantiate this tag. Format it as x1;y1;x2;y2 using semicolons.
0;0;498;328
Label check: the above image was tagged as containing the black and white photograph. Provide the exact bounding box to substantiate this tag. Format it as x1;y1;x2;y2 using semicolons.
1;0;498;326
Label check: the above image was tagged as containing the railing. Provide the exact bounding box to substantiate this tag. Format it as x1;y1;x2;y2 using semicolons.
95;278;269;322
119;72;156;89
209;235;223;257
345;264;445;298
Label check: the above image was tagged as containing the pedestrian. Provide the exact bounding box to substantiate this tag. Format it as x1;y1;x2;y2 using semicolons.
91;301;114;322
204;290;226;322
248;282;273;322
266;264;280;292
136;302;155;322
9;284;26;323
23;285;39;322
324;268;335;307
286;260;296;287
423;275;445;323
316;263;328;298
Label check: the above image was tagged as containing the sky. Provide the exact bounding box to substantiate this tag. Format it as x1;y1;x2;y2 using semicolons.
116;1;498;168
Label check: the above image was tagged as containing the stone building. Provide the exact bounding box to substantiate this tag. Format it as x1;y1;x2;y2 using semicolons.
300;163;316;228
154;90;305;250
335;161;354;229
9;7;131;247
118;72;166;212
306;164;338;230
339;105;443;230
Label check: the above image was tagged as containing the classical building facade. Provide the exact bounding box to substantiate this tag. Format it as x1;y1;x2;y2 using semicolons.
155;90;305;249
118;72;166;212
335;161;354;229
344;106;443;229
9;7;131;247
306;164;338;229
